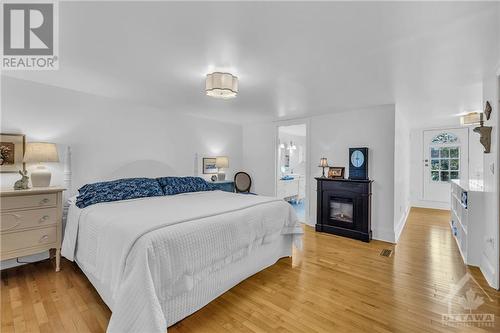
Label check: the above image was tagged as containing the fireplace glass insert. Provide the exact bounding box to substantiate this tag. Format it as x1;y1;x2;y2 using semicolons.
330;197;353;223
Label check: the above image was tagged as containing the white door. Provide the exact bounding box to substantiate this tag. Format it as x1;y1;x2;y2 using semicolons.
423;128;469;203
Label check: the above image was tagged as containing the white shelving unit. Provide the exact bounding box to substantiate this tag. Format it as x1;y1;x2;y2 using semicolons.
450;179;485;266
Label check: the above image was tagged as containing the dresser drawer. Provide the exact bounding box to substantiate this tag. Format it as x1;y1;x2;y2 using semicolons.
1;193;57;210
1;208;58;232
1;227;57;253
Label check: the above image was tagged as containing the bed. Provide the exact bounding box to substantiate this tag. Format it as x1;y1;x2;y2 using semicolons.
61;176;302;333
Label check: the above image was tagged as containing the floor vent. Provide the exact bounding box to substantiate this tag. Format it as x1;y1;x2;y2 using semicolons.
380;249;393;257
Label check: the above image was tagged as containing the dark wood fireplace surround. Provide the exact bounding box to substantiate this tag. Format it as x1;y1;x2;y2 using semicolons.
315;178;372;242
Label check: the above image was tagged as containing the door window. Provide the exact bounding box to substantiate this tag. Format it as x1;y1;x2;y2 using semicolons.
430;133;460;182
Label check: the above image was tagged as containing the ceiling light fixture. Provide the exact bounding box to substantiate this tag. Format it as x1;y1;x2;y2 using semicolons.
206;72;238;99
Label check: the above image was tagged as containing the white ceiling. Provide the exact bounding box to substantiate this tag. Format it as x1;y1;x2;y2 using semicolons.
3;1;499;126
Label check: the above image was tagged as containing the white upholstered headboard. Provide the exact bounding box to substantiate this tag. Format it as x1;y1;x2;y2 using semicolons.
61;147;178;222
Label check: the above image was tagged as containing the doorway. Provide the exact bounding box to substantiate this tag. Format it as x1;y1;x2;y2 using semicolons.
422;128;469;203
276;123;308;222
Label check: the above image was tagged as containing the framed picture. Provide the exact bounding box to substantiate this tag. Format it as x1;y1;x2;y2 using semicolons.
203;157;217;174
0;133;26;173
328;166;345;179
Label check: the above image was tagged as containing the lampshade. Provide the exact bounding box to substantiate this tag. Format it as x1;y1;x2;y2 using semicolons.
216;156;229;168
460;112;483;126
23;142;59;163
319;157;328;167
206;72;238;99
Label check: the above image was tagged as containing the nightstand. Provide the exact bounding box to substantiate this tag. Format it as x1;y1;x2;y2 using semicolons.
0;187;65;271
211;180;235;193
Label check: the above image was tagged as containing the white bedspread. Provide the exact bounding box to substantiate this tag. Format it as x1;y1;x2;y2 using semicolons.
62;191;302;333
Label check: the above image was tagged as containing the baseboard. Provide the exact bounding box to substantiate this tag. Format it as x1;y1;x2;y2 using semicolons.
372;229;396;243
411;199;449;210
480;254;499;289
305;214;315;227
394;206;411;243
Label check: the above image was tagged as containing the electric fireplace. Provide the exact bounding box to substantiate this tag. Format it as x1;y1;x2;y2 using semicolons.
330;198;353;223
316;178;372;242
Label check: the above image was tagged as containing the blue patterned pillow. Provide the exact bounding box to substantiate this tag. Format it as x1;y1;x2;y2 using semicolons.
156;177;215;195
76;178;164;208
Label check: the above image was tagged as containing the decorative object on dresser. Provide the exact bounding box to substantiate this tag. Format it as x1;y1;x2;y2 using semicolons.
349;147;368;180
328;167;345;179
315;178;372;242
234;172;252;193
23;142;60;187
450;179;485;266
13;170;30;190
216;156;229;181
0;133;25;173
210;174;218;182
0;187;65;271
318;157;329;177
202;157;217;174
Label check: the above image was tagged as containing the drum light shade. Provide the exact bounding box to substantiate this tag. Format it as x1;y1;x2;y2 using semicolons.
206;72;238;99
216;156;229;169
23;142;59;163
460;112;483;126
23;142;59;187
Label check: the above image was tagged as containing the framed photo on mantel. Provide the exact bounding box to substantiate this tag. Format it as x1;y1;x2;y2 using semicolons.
0;133;26;173
328;166;345;179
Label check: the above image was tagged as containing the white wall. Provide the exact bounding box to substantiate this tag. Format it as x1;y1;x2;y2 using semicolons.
242;122;276;196
309;106;396;242
1;77;243;192
394;109;411;241
479;71;499;289
243;105;397;243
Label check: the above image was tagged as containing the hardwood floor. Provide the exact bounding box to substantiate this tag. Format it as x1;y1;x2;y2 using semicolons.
1;207;499;332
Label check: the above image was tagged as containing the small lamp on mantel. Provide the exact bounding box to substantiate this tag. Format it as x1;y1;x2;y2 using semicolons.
23;142;59;187
216;156;229;181
318;157;329;178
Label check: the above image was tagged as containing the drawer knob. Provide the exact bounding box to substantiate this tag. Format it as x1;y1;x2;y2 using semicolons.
39;235;49;243
39;198;50;205
39;215;50;223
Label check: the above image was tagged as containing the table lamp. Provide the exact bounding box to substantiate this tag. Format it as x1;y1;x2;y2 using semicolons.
216;156;229;181
23;142;59;187
318;157;329;178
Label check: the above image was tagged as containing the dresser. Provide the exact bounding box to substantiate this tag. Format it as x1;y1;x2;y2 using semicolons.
211;180;235;192
1;187;65;271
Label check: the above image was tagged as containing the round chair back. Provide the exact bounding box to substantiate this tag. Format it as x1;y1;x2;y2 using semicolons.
234;172;252;193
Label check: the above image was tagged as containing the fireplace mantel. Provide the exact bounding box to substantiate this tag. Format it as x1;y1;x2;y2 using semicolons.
315;177;372;242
